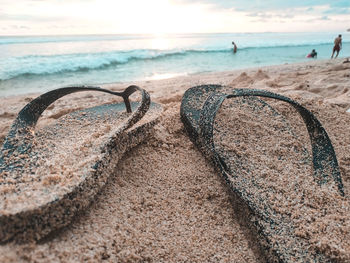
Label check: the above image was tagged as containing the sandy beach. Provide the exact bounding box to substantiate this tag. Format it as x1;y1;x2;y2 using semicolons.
1;58;350;262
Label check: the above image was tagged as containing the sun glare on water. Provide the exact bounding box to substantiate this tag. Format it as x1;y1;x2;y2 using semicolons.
150;36;172;50
147;72;186;80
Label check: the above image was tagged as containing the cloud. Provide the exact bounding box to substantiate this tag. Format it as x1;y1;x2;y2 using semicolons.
8;0;92;2
175;0;350;14
247;13;272;18
247;12;294;19
1;0;349;35
0;13;64;22
10;25;30;29
293;15;336;24
324;7;350;14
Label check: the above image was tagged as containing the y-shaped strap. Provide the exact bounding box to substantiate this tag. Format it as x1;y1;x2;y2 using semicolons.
1;85;150;159
200;89;344;196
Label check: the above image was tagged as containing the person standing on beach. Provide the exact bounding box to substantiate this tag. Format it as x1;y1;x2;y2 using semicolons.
232;41;237;53
331;34;342;58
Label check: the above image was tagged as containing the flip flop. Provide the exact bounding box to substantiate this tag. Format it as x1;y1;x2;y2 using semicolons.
180;85;344;262
0;85;162;243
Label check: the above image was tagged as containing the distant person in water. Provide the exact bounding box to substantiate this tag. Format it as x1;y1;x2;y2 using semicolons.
307;49;317;58
232;41;237;53
331;34;342;58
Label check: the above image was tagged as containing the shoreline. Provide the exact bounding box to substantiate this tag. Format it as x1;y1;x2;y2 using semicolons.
105;57;350;104
1;57;350;261
1;58;350;145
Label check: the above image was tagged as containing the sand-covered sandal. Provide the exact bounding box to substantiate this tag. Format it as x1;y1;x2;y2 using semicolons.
0;85;162;242
180;85;344;262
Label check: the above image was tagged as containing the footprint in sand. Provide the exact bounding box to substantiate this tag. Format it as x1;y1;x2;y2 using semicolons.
265;80;280;88
295;83;310;90
322;64;350;73
24;97;34;102
327;84;338;90
266;74;296;88
309;87;322;94
333;65;350;71
0;112;15;118
254;69;270;81
309;85;350;100
229;72;254;87
295;71;311;76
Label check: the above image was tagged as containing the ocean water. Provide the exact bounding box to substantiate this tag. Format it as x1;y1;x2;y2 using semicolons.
0;32;349;97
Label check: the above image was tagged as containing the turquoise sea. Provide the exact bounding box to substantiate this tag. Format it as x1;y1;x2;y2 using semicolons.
0;32;349;97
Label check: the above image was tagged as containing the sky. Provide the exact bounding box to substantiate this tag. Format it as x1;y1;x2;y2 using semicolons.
0;0;349;35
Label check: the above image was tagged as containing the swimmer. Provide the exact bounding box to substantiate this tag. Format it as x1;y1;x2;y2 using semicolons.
307;49;317;58
232;41;237;53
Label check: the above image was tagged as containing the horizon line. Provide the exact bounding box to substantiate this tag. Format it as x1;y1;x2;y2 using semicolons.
1;30;349;38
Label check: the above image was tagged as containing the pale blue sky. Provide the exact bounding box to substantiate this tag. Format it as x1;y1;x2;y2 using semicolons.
1;0;349;35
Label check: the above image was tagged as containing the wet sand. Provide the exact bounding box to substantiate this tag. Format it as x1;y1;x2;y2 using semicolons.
0;58;349;262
